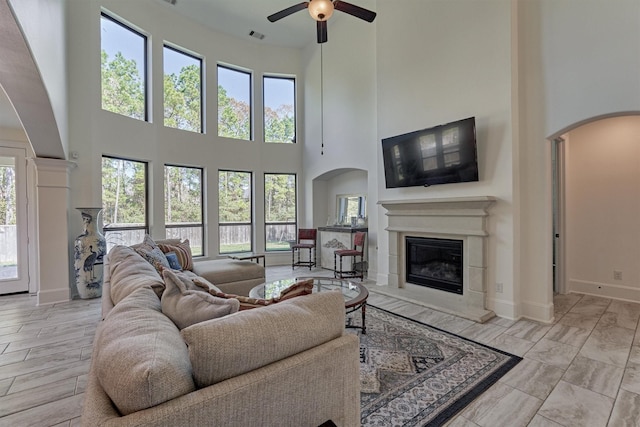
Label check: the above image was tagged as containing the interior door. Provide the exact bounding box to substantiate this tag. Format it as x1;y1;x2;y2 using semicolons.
0;147;28;294
552;137;566;294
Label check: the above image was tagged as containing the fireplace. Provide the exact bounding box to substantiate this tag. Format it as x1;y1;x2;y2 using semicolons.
406;237;463;294
379;197;496;322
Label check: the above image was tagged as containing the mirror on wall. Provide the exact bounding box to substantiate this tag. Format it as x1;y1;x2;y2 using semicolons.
336;194;367;226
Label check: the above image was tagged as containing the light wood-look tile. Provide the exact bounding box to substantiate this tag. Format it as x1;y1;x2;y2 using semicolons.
0;266;636;426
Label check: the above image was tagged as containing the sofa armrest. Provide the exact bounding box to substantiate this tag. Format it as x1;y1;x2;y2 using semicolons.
82;334;360;427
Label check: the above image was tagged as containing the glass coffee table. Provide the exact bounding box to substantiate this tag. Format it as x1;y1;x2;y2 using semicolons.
249;276;369;334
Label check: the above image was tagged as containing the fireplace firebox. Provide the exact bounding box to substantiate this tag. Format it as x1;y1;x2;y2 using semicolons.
406;237;463;294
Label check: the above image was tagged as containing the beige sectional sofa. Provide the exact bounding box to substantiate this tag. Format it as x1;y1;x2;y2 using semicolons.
82;244;361;426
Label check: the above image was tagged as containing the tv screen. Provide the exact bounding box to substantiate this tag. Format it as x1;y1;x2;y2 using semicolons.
382;117;479;188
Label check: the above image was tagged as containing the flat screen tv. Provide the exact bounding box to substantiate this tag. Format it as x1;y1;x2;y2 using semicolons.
382;117;479;188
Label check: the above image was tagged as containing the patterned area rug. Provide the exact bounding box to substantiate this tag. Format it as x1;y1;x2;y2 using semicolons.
346;305;521;427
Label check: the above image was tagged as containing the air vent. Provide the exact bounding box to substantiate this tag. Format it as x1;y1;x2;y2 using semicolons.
249;30;265;40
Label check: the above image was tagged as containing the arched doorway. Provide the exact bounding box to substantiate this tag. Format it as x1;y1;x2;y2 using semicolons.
553;114;640;302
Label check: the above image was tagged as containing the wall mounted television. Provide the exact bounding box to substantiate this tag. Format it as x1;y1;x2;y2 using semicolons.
382;117;479;188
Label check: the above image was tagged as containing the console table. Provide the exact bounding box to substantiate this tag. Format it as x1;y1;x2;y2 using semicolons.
317;226;368;272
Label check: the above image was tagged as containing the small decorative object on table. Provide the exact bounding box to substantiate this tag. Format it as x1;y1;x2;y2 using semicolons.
73;207;106;299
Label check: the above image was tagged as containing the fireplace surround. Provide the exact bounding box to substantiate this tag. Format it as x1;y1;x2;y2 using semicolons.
378;196;496;322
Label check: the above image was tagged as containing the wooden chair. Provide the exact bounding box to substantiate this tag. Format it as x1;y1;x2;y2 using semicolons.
334;231;366;281
291;228;317;270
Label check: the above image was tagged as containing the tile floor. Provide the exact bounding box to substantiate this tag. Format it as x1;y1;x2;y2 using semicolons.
0;265;638;426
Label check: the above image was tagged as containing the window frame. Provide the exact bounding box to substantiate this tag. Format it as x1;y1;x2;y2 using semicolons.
263;75;296;144
162;44;204;133
217;64;253;141
100;12;149;122
264;172;297;252
164;164;205;256
218;169;254;254
101;155;149;249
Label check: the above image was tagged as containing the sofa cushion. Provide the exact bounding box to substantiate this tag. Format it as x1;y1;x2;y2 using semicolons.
107;245;165;305
181;291;345;388
94;286;195;415
192;259;264;285
161;269;239;329
157;239;194;271
207;278;314;311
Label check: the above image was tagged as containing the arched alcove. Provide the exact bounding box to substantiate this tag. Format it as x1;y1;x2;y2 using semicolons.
311;168;368;228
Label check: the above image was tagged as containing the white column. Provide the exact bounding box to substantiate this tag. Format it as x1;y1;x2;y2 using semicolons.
31;158;76;306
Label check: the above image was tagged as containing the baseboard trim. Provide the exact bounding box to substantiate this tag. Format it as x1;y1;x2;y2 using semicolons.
519;300;554;324
37;288;70;306
490;298;519;321
570;279;640;303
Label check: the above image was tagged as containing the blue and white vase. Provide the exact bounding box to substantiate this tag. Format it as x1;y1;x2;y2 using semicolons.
74;207;106;299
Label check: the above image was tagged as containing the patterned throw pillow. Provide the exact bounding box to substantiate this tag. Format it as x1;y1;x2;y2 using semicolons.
135;235;171;274
164;252;182;270
157;240;194;271
207;278;314;311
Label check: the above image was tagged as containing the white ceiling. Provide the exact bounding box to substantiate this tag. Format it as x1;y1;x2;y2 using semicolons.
0;0;376;132
157;0;317;48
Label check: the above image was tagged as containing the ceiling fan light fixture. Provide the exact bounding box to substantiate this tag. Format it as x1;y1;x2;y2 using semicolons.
308;0;334;21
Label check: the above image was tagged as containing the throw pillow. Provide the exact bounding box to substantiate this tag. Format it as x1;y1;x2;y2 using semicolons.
136;246;171;273
181;291;346;388
134;235;171;273
94;286;195;415
165;251;182;270
161;269;239;329
157;239;194;271
206;278;314;310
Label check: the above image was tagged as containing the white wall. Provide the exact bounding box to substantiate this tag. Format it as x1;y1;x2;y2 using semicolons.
539;0;640;137
517;0;640;320
302;5;378;275
66;0;304;262
373;0;516;316
565;116;640;300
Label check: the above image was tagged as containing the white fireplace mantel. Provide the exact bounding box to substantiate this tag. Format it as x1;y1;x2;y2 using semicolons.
376;196;497;322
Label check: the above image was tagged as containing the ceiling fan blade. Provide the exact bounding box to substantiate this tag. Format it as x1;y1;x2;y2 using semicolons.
333;1;376;22
317;20;328;43
267;2;309;22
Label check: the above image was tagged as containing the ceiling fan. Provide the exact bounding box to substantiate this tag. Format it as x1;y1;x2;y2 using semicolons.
267;0;377;44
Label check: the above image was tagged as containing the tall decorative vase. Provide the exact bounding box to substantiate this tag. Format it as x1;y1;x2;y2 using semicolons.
74;207;107;299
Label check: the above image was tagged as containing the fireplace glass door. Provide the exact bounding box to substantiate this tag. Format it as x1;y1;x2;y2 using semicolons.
406;237;463;294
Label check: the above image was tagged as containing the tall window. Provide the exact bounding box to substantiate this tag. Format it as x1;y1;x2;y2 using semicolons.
165;165;204;256
264;76;295;143
264;173;296;251
219;171;252;253
163;45;203;133
100;13;147;121
102;157;148;251
218;65;251;140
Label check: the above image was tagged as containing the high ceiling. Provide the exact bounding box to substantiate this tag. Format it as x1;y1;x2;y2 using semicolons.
157;0;317;48
0;0;376;133
155;0;376;49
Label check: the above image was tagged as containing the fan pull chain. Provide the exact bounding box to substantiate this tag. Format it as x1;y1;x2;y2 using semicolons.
320;44;324;156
